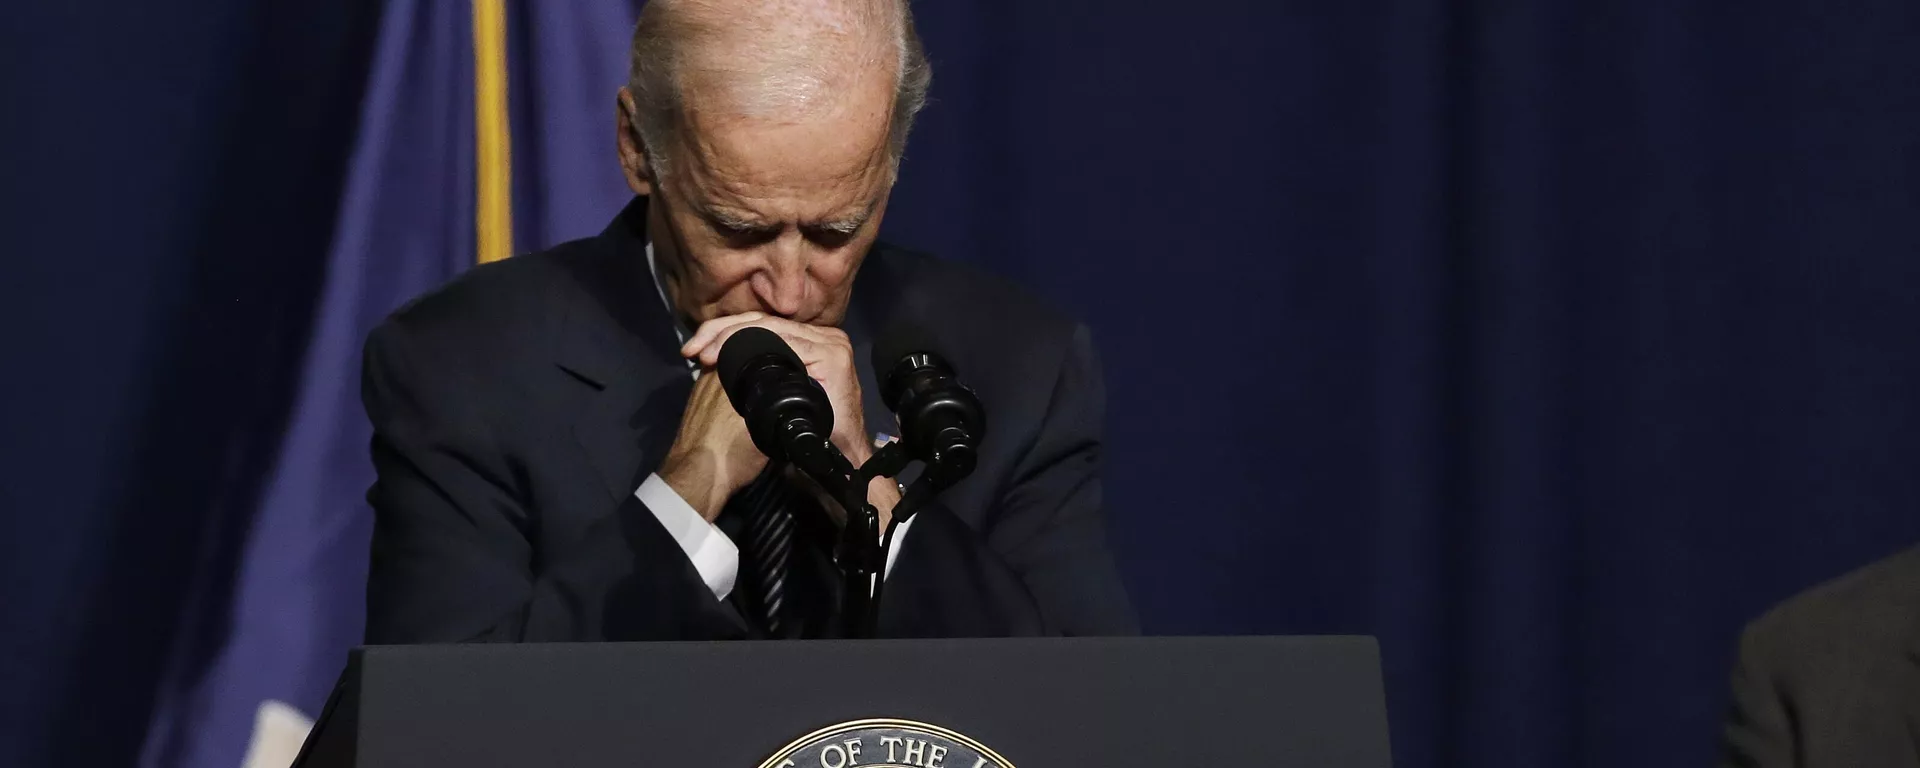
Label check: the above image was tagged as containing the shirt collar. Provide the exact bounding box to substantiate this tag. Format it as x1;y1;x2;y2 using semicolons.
644;240;700;377
643;239;692;346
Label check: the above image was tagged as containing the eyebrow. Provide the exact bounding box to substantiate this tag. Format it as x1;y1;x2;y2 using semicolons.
812;205;875;235
694;199;874;236
698;203;775;233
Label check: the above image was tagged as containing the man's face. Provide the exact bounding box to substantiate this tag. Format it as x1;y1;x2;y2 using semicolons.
621;76;897;329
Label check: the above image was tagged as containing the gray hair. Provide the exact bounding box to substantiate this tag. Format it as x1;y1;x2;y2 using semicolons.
625;0;932;181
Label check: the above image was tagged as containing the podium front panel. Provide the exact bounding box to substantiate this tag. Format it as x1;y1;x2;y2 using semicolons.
319;636;1391;767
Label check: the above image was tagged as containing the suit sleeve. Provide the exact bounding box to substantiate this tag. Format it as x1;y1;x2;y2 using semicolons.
1717;623;1795;768
361;321;741;644
882;323;1139;637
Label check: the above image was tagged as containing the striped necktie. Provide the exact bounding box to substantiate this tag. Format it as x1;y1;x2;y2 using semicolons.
735;469;794;636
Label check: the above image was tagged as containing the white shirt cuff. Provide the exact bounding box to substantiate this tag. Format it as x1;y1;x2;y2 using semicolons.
884;513;916;578
635;473;916;600
635;473;738;600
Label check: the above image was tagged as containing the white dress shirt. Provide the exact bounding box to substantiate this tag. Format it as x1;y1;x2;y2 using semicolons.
632;242;913;600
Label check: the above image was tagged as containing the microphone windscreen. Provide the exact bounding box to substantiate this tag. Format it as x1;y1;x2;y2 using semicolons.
717;326;802;405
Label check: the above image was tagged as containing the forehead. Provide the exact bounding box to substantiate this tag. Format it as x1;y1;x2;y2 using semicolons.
671;68;896;220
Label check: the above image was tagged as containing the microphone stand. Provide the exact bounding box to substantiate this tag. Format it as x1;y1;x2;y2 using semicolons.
788;439;881;639
792;438;940;639
865;471;940;638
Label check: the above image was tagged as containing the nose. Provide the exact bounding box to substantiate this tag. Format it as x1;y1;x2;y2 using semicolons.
751;234;807;318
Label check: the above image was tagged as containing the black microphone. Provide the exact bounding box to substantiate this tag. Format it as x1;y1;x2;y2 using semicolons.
873;324;987;489
716;327;838;475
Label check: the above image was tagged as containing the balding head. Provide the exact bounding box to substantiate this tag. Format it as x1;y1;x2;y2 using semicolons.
610;0;932;330
623;0;931;180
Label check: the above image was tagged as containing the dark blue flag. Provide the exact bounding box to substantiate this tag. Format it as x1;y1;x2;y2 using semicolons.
140;1;476;765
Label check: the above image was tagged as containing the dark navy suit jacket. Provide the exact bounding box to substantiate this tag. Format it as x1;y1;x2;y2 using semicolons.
361;197;1138;642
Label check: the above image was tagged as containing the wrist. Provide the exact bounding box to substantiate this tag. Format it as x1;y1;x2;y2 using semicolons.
837;435;872;468
866;474;900;532
656;453;731;523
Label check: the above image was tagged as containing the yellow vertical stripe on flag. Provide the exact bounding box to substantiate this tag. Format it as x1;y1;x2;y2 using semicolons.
472;0;513;264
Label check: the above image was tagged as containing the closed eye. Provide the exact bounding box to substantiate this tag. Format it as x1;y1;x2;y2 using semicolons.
709;217;780;247
802;223;859;249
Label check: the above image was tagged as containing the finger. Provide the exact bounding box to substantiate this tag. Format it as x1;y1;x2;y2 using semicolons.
680;312;766;358
732;315;846;348
692;319;766;367
764;325;853;384
680;312;767;358
693;316;847;367
688;315;815;365
765;334;836;379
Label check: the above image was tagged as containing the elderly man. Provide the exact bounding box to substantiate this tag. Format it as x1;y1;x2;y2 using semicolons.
359;0;1136;642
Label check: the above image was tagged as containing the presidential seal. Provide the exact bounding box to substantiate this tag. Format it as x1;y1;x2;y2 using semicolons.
758;718;1015;768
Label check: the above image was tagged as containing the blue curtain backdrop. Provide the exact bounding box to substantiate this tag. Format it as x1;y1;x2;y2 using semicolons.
1;2;382;767
134;2;476;766
138;2;646;761
3;2;1918;768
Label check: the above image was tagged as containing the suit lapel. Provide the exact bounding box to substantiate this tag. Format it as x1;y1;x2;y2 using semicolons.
555;197;753;639
555;197;694;503
571;371;690;503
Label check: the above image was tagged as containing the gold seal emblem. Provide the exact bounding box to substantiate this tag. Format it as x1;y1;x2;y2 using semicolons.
759;718;1015;768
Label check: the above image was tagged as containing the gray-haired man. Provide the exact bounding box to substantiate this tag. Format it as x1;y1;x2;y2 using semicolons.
361;0;1137;642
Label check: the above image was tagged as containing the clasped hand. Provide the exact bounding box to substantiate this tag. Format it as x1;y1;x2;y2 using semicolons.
654;312;901;529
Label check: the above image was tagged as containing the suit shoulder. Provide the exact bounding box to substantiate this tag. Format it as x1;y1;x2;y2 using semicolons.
874;246;1083;336
868;246;1095;395
369;237;596;358
1738;544;1920;671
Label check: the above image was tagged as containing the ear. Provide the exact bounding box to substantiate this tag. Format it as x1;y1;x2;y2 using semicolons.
615;87;655;197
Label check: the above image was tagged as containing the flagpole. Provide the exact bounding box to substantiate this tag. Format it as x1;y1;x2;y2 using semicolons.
472;0;513;264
